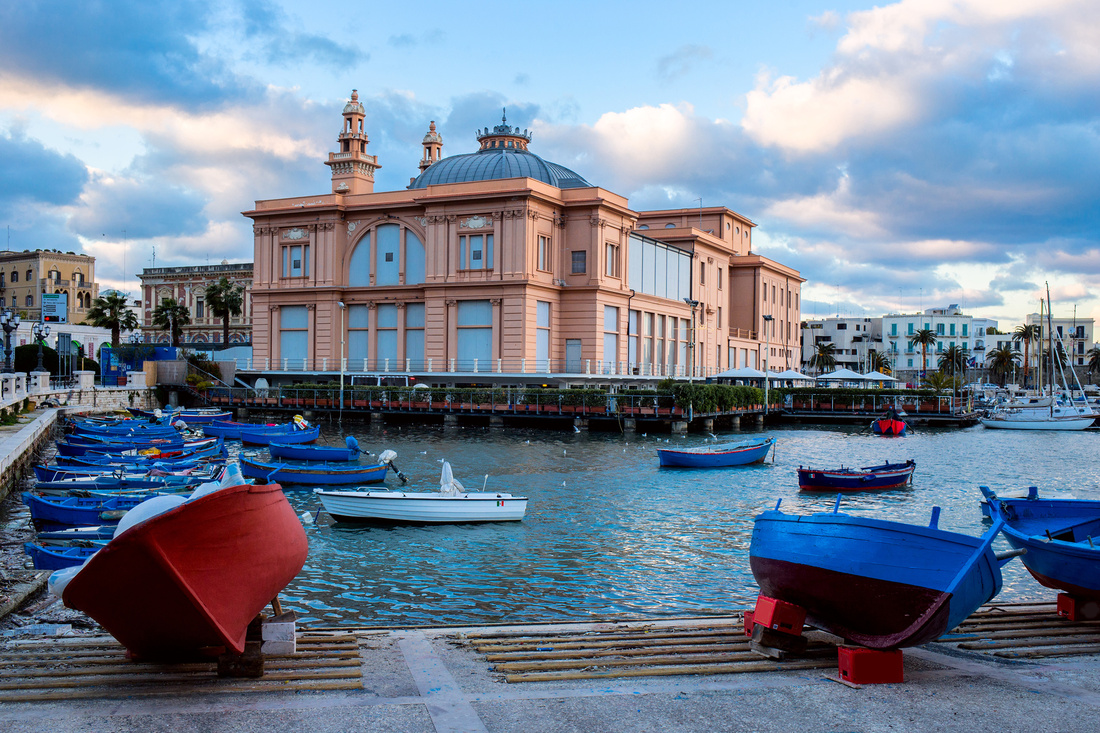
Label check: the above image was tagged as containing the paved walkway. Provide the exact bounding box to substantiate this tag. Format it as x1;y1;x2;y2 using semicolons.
2;616;1100;732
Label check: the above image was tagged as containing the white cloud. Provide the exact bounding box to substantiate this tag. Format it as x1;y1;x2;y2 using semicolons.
763;173;886;238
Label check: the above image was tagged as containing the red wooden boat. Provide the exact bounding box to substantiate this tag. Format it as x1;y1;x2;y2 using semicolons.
61;482;307;660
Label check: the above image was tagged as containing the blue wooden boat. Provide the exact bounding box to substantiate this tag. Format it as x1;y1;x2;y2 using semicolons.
170;409;233;425
59;439;225;466
240;424;320;446
798;460;916;492
22;493;151;528
35;526;118;544
31;475;203;496
34;462;217;482
269;436;360;461
656;437;775;468
981;486;1100;600
55;436;220;458
749;498;1011;648
240;456;387;485
23;543;101;571
68;422;182;438
870;407;907;436
202;420;295;440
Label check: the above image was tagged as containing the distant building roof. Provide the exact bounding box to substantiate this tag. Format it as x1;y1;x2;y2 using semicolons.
408;111;591;190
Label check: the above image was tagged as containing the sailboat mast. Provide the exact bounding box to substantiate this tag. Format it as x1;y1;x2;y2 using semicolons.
1045;283;1055;416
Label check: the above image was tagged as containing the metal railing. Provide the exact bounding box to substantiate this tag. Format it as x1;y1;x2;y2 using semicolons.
784;393;965;414
203;387;767;417
229;356;720;379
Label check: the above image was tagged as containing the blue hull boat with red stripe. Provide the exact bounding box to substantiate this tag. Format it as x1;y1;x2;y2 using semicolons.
656;437;775;468
749;499;1012;648
798;460;915;492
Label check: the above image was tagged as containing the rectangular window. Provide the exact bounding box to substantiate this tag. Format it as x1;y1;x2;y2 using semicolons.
405;303;425;368
628;309;639;366
538;235;550;272
196;299;204;318
962;324;969;337
950;323;956;336
605;243;620;277
717;307;722;330
891;323;897;336
282;244;309;277
699;262;705;284
460;234;494;270
603;305;619;372
457;300;493;368
347;304;369;364
536;301;550;370
279;305;309;368
717;269;723;290
936;323;944;335
571;250;586;274
376;304;398;366
908;322;914;335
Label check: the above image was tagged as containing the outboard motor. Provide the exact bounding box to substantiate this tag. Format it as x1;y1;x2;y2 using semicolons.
378;449;408;483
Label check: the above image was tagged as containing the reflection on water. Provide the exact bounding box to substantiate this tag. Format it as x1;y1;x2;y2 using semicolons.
267;421;1100;627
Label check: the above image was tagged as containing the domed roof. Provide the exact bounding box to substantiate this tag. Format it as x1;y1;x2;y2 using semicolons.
343;89;365;116
408;112;591;190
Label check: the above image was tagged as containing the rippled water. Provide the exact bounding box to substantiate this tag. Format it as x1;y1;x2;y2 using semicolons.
254;422;1100;628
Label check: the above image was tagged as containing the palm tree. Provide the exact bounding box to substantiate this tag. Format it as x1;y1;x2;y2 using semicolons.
986;345;1019;387
1087;346;1100;383
85;291;139;349
923;371;957;393
204;277;245;346
911;329;937;377
866;349;890;375
937;344;969;375
1013;324;1041;388
809;342;837;375
152;299;191;346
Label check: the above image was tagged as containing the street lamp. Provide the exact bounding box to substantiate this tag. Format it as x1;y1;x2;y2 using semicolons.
32;321;50;373
683;298;699;382
337;301;346;411
763;315;774;415
1;309;21;373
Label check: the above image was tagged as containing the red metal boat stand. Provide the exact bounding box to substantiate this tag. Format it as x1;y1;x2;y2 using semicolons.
1057;593;1100;621
748;595;808;659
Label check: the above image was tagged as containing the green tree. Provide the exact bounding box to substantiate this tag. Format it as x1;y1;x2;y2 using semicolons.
1013;323;1041;388
911;329;937;376
923;371;958;393
152;299;191;346
809;341;837;375
1087;346;1100;382
85;291;139;349
985;344;1019;387
937;344;969;375
204;276;245;346
866;349;890;375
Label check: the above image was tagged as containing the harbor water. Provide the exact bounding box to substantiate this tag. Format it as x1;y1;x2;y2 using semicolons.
256;422;1100;628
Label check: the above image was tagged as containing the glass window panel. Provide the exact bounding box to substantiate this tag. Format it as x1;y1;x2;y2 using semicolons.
348;304;370;328
537;301;550;328
279;331;307;363
405;230;425;284
376;304;398;328
376;330;398;363
348;330;369;362
348;233;371;286
280;305;308;329
405;302;425;328
457;327;492;365
457;300;492;326
375;224;400;285
603;305;618;332
405;328;424;365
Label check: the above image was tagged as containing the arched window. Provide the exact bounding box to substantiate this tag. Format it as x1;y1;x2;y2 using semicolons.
25;270;32;282
25;295;33;307
10;271;18;283
348;232;372;287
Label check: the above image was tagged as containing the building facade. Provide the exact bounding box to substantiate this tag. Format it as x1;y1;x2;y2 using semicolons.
800;317;883;374
881;305;977;379
1024;312;1096;370
242;92;802;386
138;261;253;345
0;249;97;324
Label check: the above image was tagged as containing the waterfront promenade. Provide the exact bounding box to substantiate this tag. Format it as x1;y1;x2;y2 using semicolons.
3;611;1100;732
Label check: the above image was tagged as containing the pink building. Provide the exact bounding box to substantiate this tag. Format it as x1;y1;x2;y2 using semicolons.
243;91;802;386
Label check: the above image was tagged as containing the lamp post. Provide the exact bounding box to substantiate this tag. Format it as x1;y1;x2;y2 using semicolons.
1;309;20;373
683;298;699;382
32;321;49;373
763;315;774;415
337;301;346;411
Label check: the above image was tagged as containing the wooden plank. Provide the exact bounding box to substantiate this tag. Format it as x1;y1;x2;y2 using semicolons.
958;635;1100;651
505;657;833;683
474;633;745;653
0;679;364;703
493;647;837;673
485;642;751;662
942;626;1100;642
469;627;739;647
994;644;1100;659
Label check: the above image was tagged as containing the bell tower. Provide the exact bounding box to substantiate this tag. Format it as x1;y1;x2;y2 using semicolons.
419;121;443;174
324;89;380;195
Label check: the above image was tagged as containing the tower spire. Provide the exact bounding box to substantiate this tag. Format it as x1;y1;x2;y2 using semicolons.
419;121;443;174
324;89;381;195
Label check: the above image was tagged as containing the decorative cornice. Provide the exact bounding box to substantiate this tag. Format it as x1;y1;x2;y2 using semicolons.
459;214;492;229
283;228;307;241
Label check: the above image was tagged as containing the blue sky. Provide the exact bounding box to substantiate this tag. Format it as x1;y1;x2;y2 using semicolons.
1;0;1098;329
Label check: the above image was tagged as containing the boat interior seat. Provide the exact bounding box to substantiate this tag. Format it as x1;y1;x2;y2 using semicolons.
1046;517;1100;543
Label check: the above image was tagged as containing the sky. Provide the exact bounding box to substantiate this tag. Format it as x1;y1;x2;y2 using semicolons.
1;0;1098;330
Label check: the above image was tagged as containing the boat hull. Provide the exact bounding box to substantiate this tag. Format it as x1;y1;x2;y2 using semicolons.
871;419;907;436
985;492;1100;600
798;462;915;492
62;483;308;660
269;442;358;461
240;425;320;446
749;509;1002;648
315;489;527;523
24;543;100;570
656;438;774;467
240;457;386;485
980;416;1095;430
23;492;150;528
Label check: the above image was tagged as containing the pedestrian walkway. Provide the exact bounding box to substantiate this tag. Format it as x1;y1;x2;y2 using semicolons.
2;610;1100;732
